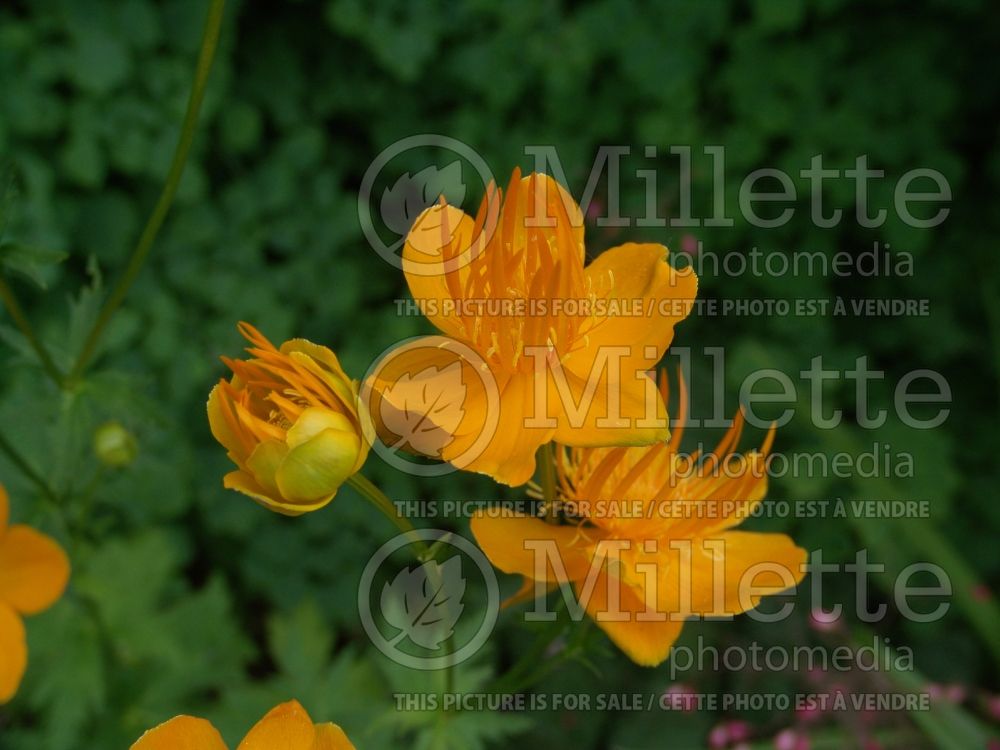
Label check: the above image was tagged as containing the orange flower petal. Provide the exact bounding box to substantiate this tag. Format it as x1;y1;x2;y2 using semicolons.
281;343;359;419
366;337;491;446
367;338;550;486
0;526;70;615
512;172;584;263
403;203;480;340
470;512;597;583
0;485;8;532
461;372;553;487
661;531;808;617
312;723;356;750
207;382;251;463
0;602;26;704
572;242;697;374
580;571;684;667
547;363;669;448
130;716;228;750
223;470;332;517
237;700;316;750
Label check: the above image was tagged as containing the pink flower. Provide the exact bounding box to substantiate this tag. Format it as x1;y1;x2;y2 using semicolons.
774;729;809;750
681;233;699;255
985;694;1000;721
708;724;730;748
663;683;698;712
944;683;966;703
586;198;605;221
727;721;751;742
808;607;841;633
795;702;824;724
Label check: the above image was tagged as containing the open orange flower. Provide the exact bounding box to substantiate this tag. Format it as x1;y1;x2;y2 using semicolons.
471;377;807;666
0;484;70;703
130;700;355;749
208;323;368;515
367;169;697;486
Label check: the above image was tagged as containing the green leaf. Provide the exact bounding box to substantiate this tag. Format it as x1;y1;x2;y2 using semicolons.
66;256;104;360
23;601;107;750
0;166;18;239
0;240;68;288
66;25;132;95
267;599;333;685
859;626;996;750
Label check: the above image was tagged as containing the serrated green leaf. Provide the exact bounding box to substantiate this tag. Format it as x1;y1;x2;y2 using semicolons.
0;240;68;288
267;599;333;685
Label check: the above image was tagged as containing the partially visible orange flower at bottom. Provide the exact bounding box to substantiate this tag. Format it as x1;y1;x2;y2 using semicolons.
0;484;70;703
130;700;355;750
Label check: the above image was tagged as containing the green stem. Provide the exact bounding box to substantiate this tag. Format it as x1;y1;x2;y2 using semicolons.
486;615;569;694
0;430;60;504
539;442;558;523
788;389;1000;669
487;609;590;696
853;624;995;749
0;275;64;386
347;473;428;556
66;0;226;384
346;472;455;695
70;465;107;537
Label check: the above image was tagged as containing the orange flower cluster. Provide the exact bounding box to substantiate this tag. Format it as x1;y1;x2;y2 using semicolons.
204;169;807;672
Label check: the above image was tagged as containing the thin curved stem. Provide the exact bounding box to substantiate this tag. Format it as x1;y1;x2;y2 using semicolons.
0;275;64;385
66;0;226;384
485;602;588;696
346;473;458;694
347;473;428;557
539;442;559;523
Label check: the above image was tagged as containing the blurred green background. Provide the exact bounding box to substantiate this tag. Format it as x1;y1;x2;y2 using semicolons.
0;0;998;748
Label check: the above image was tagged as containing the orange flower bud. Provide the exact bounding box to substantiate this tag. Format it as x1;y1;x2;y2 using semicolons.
207;323;367;515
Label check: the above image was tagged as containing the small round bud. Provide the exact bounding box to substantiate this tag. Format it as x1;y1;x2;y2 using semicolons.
93;421;138;468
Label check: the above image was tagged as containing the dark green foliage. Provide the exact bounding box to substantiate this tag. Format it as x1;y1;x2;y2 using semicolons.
0;0;997;748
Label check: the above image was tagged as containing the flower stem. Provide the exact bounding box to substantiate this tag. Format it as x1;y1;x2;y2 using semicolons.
539;442;559;523
346;473;428;557
66;0;226;384
0;275;64;386
346;472;455;694
485;616;568;694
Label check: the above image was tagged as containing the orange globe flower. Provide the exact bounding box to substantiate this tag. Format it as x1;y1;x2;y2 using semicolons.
0;484;70;703
368;169;697;486
130;700;355;749
471;378;807;666
208;323;368;516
